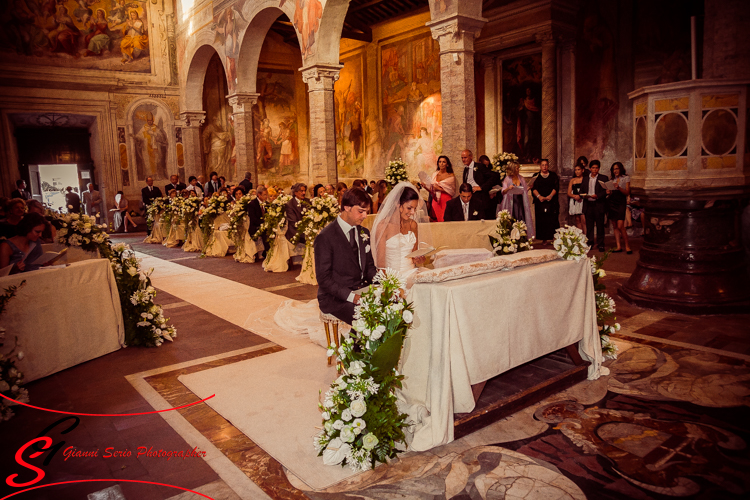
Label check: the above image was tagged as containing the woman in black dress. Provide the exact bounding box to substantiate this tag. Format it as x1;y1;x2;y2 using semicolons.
531;159;559;243
607;162;631;253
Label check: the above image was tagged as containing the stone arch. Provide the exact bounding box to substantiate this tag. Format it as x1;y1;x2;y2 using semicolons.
183;43;225;112
308;0;349;66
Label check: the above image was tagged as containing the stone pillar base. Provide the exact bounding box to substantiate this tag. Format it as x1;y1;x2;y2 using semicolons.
619;186;750;314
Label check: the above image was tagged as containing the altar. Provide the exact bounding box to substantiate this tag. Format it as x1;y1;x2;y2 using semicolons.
400;251;603;451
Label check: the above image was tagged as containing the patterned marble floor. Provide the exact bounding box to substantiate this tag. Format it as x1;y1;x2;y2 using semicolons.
1;233;748;499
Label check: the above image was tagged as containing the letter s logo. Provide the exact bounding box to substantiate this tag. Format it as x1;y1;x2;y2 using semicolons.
6;437;53;488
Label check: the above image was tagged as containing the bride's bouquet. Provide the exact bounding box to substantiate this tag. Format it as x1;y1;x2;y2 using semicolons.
489;210;532;255
314;269;413;472
385;158;409;187
291;194;339;247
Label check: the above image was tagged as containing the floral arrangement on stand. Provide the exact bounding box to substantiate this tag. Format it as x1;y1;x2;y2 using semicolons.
252;194;291;261
227;194;256;254
55;212;110;254
385;159;409;187
553;225;618;359
109;243;176;347
491;152;518;182
146;197;170;231
291;194;339;247
180;197;202;235
199;194;230;251
314;269;413;472
0;281;28;422
162;197;185;236
489;210;533;255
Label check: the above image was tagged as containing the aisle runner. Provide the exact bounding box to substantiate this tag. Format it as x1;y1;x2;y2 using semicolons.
178;343;363;490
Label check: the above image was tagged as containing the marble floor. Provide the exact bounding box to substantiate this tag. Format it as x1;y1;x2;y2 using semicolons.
1;232;748;500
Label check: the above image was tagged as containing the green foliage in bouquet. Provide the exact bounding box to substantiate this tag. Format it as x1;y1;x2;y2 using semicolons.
227;194;256;254
0;281;28;422
252;194;291;261
199;194;230;252
385;159;409;187
146;197;170;231
180;197;202;235
489;210;533;255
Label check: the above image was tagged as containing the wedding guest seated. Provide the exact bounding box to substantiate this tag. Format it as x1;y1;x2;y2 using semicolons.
0;212;47;274
267;187;278;202
232;186;245;202
164;174;187;194
0;198;26;238
313;184;326;198
26;200;56;243
168;189;178;199
65;186;81;213
181;189;191;198
325;184;335;196
444;183;484;222
114;191;137;233
336;182;347;205
373;180;388;213
286;183;308;243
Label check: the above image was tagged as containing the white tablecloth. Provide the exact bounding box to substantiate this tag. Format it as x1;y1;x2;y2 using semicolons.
400;257;603;451
1;259;125;382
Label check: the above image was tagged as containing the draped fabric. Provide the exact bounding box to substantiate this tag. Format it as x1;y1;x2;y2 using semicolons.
203;213;232;257
263;226;291;272
163;224;186;248
143;214;164;243
296;245;317;285
183;225;203;253
233;216;260;264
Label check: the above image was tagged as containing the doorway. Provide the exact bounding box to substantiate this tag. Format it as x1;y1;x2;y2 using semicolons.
38;164;79;211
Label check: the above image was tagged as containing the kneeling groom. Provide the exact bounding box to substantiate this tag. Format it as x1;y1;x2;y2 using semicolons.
314;188;377;325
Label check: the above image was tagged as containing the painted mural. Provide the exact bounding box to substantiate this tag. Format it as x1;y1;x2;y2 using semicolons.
131;103;169;181
381;34;442;179
0;0;151;72
253;70;300;184
335;54;365;178
282;0;322;59
202;54;236;182
501;54;542;164
212;0;248;92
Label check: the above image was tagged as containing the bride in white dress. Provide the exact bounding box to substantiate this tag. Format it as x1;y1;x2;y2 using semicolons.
274;182;428;345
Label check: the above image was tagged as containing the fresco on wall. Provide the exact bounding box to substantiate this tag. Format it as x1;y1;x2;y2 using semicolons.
381;34;442;179
501;54;542;164
285;0;322;59
132;103;169;181
212;0;248;92
202;54;236;182
335;54;365;178
253;70;300;185
0;0;151;72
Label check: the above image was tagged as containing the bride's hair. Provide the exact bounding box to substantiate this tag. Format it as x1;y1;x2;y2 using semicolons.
399;186;420;205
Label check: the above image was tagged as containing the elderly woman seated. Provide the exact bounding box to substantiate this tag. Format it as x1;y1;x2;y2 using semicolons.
0;212;48;274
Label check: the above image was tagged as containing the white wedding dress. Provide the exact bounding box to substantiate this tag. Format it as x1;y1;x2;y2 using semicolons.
273;231;418;347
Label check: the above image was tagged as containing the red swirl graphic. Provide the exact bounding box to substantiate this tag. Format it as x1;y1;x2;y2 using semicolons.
0;479;215;499
0;393;215;417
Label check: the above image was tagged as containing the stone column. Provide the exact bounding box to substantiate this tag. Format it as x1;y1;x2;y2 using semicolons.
536;30;558;171
301;64;341;185
481;56;497;158
227;92;259;185
427;14;486;160
180;111;206;180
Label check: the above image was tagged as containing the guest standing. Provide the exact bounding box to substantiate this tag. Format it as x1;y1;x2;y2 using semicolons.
500;162;535;239
82;183;102;218
141;176;163;206
479;155;502;219
531;159;559;244
65;187;81;214
0;213;47;274
247;186;268;256
0;199;26;238
567;164;586;233
286;183;308;243
607;162;632;254
239;172;254;193
444;183;484;222
579;160;608;252
11;180;32;201
430;155;456;222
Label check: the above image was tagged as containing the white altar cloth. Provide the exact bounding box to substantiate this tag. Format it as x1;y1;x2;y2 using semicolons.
400;257;603;451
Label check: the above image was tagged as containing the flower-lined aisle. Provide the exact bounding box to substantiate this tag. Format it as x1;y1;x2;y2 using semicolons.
290;194;340;285
52;212;176;347
254;194;292;273
553;225;618;359
315;269;413;472
0;282;28;422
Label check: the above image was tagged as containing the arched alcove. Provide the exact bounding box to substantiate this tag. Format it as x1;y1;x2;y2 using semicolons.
184;44;226;112
202;52;236;182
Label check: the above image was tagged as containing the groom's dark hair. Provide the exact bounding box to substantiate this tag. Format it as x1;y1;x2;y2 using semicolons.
341;188;370;209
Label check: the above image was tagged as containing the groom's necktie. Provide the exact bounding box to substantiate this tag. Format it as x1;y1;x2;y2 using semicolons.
348;228;359;258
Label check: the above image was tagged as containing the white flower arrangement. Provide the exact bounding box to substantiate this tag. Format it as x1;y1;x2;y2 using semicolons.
199;194;230;251
291;194;339;247
553;225;590;261
161;196;185;235
314;269;413;472
180;196;202;234
55;212;109;254
146;197;170;230
0;282;29;422
385;159;409;186
489;210;533;255
253;194;292;262
491;151;518;181
227;194;257;252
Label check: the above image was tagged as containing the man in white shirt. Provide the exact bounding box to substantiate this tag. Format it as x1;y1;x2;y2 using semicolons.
82;183;101;217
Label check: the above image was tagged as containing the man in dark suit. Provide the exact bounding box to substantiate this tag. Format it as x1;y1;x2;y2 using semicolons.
285;183;308;242
579;160;609;251
204;171;220;197
11;180;31;200
444;183;485;222
141;176;162;206
247;185;268;256
239;172;253;193
314;188;377;325
164;175;186;195
65;186;81;213
461;150;494;218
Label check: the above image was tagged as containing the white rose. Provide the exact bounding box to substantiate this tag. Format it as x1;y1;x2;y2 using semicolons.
365;245;371;253
350;398;366;418
332;419;345;430
324;398;335;409
322;438;351;465
347;360;365;376
510;227;521;240
351;418;366;434
362;432;379;451
402;310;413;324
321;411;330;421
341;408;352;421
340;425;356;443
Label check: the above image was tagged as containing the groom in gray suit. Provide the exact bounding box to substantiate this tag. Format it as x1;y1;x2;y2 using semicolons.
314;188;377;325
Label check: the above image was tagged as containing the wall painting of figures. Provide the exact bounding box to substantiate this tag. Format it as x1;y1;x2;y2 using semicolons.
381;33;442;180
0;0;152;73
131;103;170;181
211;0;248;93
501;54;542;164
202;53;236;182
335;54;365;179
253;70;300;186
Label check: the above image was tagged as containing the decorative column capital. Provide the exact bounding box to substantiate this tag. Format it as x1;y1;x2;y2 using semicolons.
535;29;558;46
300;64;343;92
427;14;487;52
479;56;495;71
226;92;260;113
180;110;205;127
